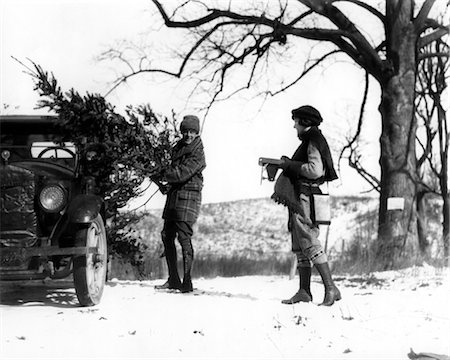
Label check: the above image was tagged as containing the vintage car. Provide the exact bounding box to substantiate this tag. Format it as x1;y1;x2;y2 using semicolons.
0;115;107;306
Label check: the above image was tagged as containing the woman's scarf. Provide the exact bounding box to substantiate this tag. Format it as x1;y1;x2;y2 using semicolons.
271;172;309;224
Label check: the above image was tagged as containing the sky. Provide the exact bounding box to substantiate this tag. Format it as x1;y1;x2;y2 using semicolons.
0;0;384;210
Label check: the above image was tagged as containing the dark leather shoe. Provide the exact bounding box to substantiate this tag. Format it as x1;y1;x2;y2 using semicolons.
155;280;181;290
281;289;312;304
180;279;193;293
319;286;341;306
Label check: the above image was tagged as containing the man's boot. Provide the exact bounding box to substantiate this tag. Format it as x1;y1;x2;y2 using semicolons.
155;234;181;290
315;262;341;306
282;266;313;304
180;241;194;293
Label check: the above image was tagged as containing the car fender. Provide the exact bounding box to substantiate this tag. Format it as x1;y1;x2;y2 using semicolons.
67;194;104;224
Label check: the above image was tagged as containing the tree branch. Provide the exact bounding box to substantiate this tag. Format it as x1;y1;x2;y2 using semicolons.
418;27;450;49
152;0;384;78
297;0;383;76
337;69;380;192
414;0;437;31
152;0;276;28
338;69;368;170
334;0;385;25
348;152;381;192
266;49;341;96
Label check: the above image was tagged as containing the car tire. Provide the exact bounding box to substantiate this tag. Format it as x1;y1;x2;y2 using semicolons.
73;215;107;306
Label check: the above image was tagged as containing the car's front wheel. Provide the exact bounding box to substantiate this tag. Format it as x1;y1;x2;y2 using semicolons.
73;215;107;306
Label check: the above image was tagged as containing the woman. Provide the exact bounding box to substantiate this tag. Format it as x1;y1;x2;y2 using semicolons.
155;115;206;293
276;105;341;306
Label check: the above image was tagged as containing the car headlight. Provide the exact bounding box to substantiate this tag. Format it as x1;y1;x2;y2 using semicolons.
39;184;67;213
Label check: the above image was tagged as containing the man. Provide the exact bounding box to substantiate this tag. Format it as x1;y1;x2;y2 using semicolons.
155;115;206;293
277;105;341;306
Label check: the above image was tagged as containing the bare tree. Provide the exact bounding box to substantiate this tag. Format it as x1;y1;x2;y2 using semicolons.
339;27;449;259
102;0;449;269
415;37;449;258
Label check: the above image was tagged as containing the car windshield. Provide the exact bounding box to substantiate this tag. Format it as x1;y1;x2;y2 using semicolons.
1;124;77;169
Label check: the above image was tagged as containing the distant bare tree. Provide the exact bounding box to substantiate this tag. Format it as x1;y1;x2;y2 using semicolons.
415;37;449;258
101;0;449;269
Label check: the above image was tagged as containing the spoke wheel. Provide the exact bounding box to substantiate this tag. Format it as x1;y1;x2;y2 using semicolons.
73;215;107;306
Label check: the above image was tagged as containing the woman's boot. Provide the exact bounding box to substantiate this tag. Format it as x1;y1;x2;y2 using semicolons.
315;262;341;306
155;233;181;290
282;266;313;304
180;239;194;293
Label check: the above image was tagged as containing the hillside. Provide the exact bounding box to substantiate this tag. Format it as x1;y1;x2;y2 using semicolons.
139;196;377;253
114;196;442;280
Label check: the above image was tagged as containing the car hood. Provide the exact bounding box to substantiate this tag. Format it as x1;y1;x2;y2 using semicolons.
3;160;76;179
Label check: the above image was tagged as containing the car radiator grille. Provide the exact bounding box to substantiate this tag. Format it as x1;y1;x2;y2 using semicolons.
0;165;38;247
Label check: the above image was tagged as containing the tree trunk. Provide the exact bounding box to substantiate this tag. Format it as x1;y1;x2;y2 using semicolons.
437;99;449;259
376;2;419;269
377;83;418;269
416;191;430;254
443;194;449;259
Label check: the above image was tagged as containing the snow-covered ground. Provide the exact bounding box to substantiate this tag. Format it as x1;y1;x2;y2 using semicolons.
1;265;449;360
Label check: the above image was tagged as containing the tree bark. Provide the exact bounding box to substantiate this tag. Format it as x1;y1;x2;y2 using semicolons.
376;1;419;269
377;83;418;269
